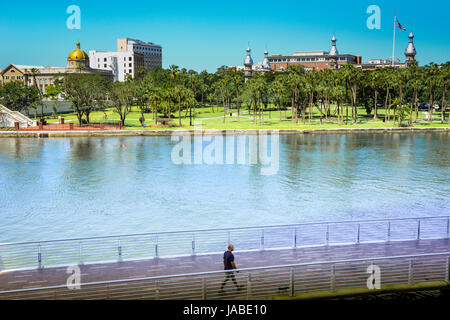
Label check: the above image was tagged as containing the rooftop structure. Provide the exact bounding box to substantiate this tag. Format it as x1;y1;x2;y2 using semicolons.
268;35;361;71
404;31;417;64
89;38;162;82
118;38;162;70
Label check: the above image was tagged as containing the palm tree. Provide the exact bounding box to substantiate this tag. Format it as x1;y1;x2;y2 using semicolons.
439;62;449;122
169;65;180;82
29;68;45;119
367;69;382;120
173;84;189;127
424;63;439;121
230;71;244;121
270;77;284;121
406;61;422;121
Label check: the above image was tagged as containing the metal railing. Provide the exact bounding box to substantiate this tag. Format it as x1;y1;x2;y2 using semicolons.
0;216;449;272
1;251;449;300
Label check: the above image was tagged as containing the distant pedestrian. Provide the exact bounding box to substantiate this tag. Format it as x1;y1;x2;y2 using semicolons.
219;244;243;293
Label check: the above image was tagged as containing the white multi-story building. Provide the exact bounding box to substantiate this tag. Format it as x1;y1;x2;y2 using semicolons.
89;38;162;82
89;50;144;82
117;38;162;70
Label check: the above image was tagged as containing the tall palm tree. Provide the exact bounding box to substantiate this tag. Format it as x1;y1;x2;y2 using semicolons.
169;65;180;82
231;71;244;121
439;62;449;122
368;69;382;120
270;77;284;121
173;84;189;127
424;63;439;121
29;68;45;119
406;61;422;121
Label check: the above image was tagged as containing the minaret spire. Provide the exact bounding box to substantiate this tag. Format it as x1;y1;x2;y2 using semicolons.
328;34;339;70
404;31;416;64
244;42;253;82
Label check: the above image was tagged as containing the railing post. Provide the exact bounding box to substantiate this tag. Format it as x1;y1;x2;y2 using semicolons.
79;241;83;264
192;234;196;256
106;284;110;299
330;264;336;292
326;225;329;246
227;231;231;245
445;257;450;283
260;229;264;250
417;220;421;240
155;280;160;300
118;238;122;261
387;221;391;242
38;243;42;269
408;260;414;286
247;273;252;299
293;227;297;248
202;278;207;300
356;224;361;244
289;268;295;297
446;217;449;239
155;235;159;258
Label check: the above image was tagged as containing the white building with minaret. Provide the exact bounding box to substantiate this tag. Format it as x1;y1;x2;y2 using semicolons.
328;35;339;70
233;46;272;80
404;31;417;64
244;45;254;82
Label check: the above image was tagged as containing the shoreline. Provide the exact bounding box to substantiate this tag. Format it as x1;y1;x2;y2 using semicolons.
0;126;449;138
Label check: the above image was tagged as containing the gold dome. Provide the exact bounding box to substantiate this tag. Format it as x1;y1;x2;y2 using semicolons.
68;42;89;61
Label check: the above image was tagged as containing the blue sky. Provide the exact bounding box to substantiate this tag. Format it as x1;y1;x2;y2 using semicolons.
0;0;448;72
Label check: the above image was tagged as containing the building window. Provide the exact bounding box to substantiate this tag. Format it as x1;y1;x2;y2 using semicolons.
129;70;132;74
129;57;132;61
104;64;107;68
129;63;132;67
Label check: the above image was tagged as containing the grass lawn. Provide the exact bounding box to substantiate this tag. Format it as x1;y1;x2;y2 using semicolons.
36;105;449;131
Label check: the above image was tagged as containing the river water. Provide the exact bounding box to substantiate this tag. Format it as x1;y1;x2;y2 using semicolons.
0;133;448;243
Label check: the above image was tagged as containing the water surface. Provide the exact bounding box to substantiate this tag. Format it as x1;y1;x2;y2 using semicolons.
0;133;448;243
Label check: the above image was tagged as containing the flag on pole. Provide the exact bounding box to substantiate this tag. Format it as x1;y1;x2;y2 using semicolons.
396;19;406;31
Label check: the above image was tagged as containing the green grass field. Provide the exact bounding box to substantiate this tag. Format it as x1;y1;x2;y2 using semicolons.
37;105;449;130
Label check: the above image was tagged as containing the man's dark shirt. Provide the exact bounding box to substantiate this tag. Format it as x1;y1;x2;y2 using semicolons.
223;251;234;270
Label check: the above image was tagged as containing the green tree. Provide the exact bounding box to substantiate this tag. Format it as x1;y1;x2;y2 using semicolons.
0;81;40;113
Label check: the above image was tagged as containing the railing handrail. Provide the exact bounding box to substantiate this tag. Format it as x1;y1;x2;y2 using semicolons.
1;215;448;247
1;250;449;295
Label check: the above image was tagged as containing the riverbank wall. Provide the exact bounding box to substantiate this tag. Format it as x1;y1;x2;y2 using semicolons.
0;126;449;138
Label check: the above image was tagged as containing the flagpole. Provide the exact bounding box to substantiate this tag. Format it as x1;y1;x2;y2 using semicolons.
392;10;396;67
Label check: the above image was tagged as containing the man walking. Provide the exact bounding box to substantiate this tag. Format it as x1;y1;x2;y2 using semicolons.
219;244;243;293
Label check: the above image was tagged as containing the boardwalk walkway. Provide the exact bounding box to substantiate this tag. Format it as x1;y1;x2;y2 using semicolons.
1;238;449;293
